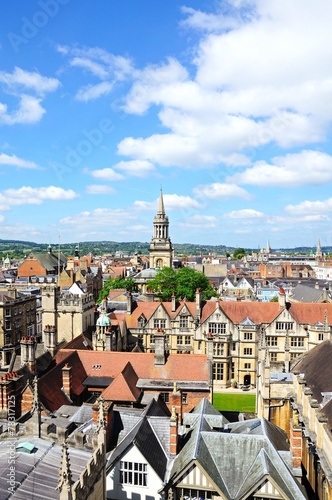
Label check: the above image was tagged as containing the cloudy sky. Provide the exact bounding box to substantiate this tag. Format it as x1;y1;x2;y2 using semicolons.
1;0;332;249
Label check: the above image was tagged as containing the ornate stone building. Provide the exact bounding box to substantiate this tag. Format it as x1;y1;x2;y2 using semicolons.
149;190;173;269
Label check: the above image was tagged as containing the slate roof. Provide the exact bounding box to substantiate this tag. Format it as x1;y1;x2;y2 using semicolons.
292;340;332;427
107;398;170;479
168;402;307;499
290;283;331;302
0;437;92;500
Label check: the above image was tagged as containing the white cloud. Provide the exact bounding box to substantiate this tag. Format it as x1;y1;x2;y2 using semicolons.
0;153;40;169
117;1;332;169
193;182;252;200
86;185;116;195
229;150;332;187
0;95;46;125
58;45;133;101
0;186;78;211
285;198;332;216
114;160;155;177
0;67;60;126
134;194;202;211
178;214;218;228
59;208;137;226
86;168;124;181
0;67;60;94
223;209;265;219
75;81;114;102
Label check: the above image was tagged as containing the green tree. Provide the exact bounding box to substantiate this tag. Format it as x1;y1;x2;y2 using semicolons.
233;247;246;260
97;276;136;302
147;267;178;301
148;266;216;301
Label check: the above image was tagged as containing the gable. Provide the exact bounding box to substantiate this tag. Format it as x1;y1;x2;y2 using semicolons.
175;462;218;492
249;476;290;499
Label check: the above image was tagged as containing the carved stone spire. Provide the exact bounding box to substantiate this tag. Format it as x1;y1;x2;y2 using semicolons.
149;190;173;268
57;441;73;499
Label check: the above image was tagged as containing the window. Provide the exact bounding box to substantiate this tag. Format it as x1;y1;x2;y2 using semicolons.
291;337;304;347
231;362;235;378
198;341;202;350
213;362;224;381
243;348;252;355
276;322;294;331
266;336;277;346
232;342;236;351
208;322;226;335
244;363;251;369
182;393;188;404
165;334;170;345
154;318;166;329
184;335;191;345
318;333;324;341
244;332;253;340
138;317;145;328
120;461;147;487
160;392;169;403
177;336;184;345
181;488;213;499
270;352;277;362
150;334;155;344
5;308;11;317
213;342;224;356
179;316;189;329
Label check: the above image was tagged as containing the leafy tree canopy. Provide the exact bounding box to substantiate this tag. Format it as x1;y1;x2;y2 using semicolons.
97;276;136;303
233;247;246;260
148;266;216;301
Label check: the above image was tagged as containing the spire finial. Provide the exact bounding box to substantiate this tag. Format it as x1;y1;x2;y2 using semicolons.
57;441;73;496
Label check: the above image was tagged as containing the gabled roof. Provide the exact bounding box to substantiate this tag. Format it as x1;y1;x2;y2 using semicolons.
200;300;281;325
101;362;140;402
38;351;87;412
287;303;332;325
107;414;169;479
168;413;306;499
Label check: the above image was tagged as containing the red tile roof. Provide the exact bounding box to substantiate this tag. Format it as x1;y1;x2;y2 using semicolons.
287;303;332;325
200;300;281;324
101;362;140;402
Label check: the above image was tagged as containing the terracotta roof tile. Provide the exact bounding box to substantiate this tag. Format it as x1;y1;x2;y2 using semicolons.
101;362;140;402
288;303;332;325
200;300;281;324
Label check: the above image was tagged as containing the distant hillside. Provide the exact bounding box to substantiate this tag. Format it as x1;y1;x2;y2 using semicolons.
0;239;325;259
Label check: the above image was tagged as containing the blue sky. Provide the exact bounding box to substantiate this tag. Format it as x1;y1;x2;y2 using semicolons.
1;0;332;249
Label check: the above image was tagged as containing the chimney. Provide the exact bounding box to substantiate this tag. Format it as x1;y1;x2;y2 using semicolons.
169;406;178;457
20;337;29;366
28;337;36;374
195;288;202;319
127;292;132;315
278;288;286;308
289;409;302;480
171;293;176;312
62;364;72;400
154;329;166;365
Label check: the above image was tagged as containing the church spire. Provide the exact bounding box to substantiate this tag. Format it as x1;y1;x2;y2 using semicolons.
158;188;165;215
316;238;322;259
149;190;173;268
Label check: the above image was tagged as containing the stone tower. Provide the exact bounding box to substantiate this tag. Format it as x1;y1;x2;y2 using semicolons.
149;190;173;268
